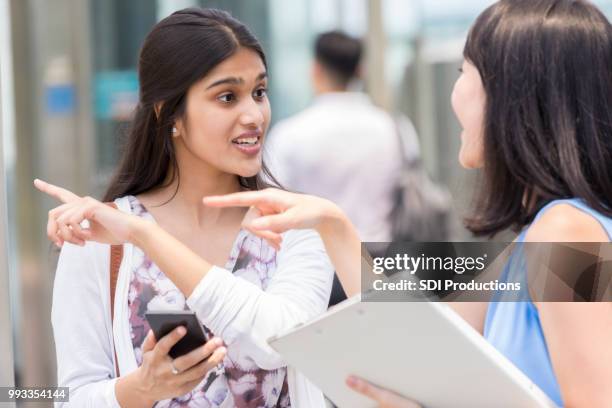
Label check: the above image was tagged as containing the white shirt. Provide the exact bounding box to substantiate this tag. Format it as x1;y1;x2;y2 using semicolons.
51;196;334;407
266;92;414;242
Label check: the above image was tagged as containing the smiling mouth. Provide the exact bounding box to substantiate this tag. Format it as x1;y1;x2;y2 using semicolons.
231;136;260;146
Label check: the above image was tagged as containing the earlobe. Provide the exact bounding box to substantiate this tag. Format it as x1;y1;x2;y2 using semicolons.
173;119;184;137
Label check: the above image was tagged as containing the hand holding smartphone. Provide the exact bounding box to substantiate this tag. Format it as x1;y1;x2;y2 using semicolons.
145;310;209;359
122;312;226;405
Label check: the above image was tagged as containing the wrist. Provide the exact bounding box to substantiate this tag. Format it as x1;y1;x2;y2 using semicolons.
116;369;155;408
313;200;362;297
134;368;156;407
128;217;155;247
315;202;350;238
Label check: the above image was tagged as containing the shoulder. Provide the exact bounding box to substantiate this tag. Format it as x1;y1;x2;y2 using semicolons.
270;108;317;134
54;241;111;299
107;195;134;214
355;100;396;125
60;239;112;265
58;239;108;262
525;203;608;242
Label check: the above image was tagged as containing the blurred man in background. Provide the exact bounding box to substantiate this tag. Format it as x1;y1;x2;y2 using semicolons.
267;30;419;243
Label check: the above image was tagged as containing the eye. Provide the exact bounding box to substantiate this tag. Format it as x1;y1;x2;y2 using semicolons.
253;87;268;100
218;93;235;104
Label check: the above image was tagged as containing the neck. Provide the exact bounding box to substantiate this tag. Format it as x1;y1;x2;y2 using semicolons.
315;86;347;96
314;78;347;95
166;170;241;207
145;145;246;228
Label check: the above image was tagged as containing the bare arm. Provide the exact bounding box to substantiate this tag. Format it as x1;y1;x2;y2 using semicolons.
526;204;612;407
130;220;212;297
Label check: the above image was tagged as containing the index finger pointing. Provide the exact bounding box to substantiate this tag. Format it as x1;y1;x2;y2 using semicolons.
34;179;80;204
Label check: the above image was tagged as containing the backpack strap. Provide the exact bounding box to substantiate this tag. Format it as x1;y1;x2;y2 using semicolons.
107;202;123;377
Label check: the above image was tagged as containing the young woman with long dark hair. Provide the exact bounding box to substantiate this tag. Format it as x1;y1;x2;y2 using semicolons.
39;0;612;406
446;1;612;405
36;8;333;407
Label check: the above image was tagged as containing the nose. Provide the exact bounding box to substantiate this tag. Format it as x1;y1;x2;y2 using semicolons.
239;98;265;128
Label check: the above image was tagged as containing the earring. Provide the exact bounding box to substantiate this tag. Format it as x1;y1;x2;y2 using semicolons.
172;127;178;136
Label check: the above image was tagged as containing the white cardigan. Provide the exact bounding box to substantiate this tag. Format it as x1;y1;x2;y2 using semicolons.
52;196;334;407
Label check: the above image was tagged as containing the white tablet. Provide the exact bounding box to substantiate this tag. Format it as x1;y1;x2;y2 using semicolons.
268;295;558;408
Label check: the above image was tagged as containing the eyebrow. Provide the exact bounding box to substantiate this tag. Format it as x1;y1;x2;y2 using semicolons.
206;72;267;90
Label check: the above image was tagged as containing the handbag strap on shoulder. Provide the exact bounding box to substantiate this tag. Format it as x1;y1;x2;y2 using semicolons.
106;202;123;377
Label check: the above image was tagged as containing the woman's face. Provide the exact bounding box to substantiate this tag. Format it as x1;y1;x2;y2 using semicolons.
174;47;270;178
451;60;486;169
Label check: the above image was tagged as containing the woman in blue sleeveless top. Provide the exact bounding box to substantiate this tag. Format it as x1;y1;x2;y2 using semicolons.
360;0;612;406
452;1;612;404
438;1;612;406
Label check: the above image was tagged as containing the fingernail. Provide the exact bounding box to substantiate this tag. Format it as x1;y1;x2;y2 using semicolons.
177;327;186;336
214;338;223;346
346;376;357;386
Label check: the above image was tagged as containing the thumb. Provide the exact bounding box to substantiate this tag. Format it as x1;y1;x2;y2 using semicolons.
141;330;156;353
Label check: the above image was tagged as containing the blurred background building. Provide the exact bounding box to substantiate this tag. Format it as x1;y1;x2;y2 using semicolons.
2;0;612;406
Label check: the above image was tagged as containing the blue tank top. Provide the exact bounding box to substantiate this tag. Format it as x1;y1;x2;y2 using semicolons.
484;198;612;407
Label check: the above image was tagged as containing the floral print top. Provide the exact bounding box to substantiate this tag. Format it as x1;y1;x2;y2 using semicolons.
126;195;290;407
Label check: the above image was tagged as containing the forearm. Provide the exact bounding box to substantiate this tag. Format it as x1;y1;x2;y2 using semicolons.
316;207;362;297
186;267;309;369
115;370;155;408
185;229;334;368
130;220;213;297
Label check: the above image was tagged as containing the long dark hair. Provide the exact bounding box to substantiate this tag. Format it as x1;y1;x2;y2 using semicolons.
464;0;612;236
103;8;280;202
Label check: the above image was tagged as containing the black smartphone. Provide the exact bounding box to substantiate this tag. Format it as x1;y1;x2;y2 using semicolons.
145;310;209;359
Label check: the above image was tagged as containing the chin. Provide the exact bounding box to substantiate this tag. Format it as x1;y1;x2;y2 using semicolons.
458;135;485;169
458;149;481;169
236;165;261;178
